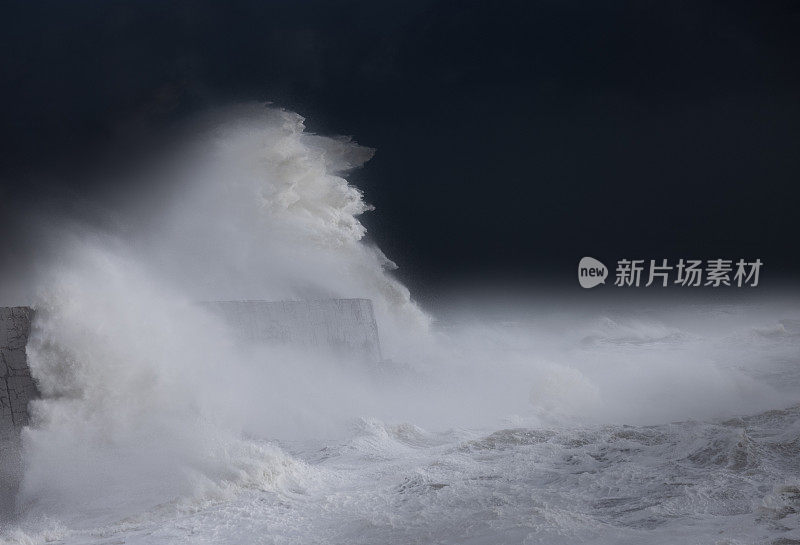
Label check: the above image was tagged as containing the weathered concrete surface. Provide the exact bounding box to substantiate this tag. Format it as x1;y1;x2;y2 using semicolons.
0;307;34;515
0;307;36;438
0;433;22;516
204;299;382;362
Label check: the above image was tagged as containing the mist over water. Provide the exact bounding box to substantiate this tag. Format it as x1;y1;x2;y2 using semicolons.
2;105;799;544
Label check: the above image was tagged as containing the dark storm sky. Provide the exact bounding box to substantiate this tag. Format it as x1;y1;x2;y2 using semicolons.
2;0;799;295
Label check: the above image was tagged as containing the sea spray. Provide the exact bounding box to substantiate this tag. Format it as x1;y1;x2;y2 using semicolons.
136;106;430;354
20;240;307;524
11;105;432;524
3;105;798;541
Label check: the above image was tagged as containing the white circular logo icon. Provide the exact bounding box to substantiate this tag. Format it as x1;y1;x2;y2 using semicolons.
578;257;607;288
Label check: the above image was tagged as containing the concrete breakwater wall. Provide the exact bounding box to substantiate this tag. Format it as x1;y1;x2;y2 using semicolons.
0;299;381;437
203;299;382;362
0;307;36;438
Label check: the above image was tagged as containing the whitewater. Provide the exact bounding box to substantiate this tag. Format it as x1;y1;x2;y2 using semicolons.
1;105;799;544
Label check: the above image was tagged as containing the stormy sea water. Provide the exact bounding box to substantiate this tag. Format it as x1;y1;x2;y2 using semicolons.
1;106;799;544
